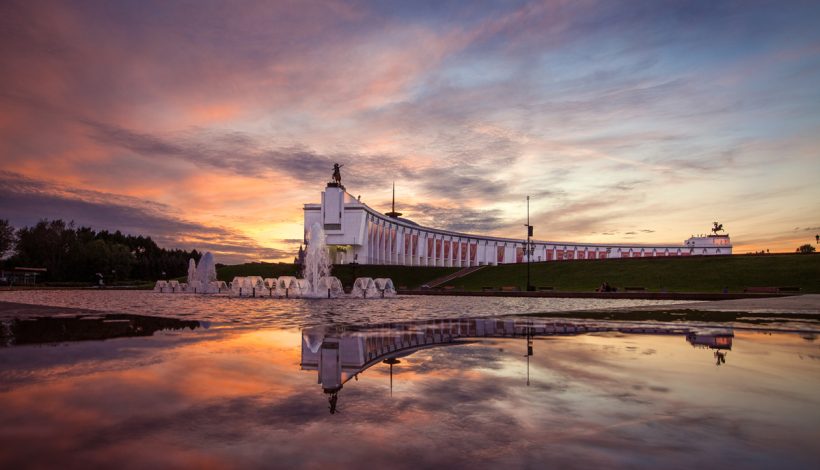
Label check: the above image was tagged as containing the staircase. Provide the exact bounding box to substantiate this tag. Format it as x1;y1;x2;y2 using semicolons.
422;265;487;289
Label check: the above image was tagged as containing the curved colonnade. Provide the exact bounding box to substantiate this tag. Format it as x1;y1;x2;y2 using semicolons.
305;185;732;267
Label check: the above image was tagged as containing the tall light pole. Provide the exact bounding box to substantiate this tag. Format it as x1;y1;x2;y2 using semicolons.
525;196;534;291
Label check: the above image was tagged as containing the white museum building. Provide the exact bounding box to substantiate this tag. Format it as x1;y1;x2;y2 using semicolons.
304;181;732;267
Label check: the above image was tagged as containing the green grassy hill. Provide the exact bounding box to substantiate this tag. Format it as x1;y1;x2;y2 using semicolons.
216;263;458;289
448;254;820;293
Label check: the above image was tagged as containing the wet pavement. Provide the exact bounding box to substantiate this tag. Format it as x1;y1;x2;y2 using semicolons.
1;294;819;469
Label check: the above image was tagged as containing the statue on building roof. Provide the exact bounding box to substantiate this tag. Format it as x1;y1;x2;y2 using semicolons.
712;222;724;235
332;163;343;185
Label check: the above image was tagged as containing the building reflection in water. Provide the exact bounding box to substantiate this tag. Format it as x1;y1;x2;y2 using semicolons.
686;331;734;365
302;319;735;413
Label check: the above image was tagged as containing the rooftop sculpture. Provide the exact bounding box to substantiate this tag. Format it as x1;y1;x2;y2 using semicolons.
330;163;344;189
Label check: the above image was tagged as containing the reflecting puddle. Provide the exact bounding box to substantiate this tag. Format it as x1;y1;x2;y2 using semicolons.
1;314;201;346
0;315;819;469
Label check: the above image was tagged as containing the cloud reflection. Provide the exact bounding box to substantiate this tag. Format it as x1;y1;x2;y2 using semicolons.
1;320;819;468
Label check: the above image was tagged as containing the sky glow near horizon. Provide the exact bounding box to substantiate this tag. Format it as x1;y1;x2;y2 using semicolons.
1;0;819;263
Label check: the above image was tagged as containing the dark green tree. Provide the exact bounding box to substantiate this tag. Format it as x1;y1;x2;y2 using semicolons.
0;219;14;259
797;244;816;254
9;219;201;282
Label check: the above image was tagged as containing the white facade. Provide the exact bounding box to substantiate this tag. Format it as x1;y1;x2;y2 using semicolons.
304;185;732;266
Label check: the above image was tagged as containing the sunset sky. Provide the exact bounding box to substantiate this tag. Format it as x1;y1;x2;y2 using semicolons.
2;0;819;263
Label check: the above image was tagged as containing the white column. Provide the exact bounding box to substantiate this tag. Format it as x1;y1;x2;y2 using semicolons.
373;222;379;264
408;230;414;266
394;226;400;265
382;223;388;265
393;225;400;265
423;233;428;267
390;225;394;264
384;224;390;265
388;224;394;265
399;227;405;266
393;225;398;265
421;232;428;266
488;242;495;266
433;234;438;266
414;231;419;266
367;219;373;263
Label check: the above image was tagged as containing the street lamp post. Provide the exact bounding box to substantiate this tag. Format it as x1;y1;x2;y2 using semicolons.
525;196;534;291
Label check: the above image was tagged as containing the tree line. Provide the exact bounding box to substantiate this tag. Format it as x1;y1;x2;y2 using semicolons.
0;219;200;283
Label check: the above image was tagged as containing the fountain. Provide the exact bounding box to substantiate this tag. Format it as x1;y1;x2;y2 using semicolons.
350;277;379;298
301;223;342;298
154;252;224;294
186;252;221;293
155;226;392;300
373;278;397;298
187;259;197;285
316;276;344;298
275;276;301;298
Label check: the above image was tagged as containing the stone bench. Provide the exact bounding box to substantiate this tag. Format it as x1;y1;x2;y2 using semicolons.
500;286;519;292
744;287;779;293
744;286;800;293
